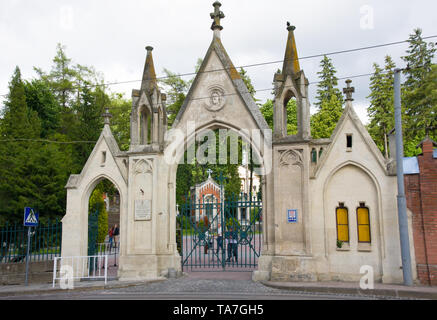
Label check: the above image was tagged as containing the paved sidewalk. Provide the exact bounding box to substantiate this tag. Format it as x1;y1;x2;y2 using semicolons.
0;278;166;298
1;273;437;299
261;280;437;299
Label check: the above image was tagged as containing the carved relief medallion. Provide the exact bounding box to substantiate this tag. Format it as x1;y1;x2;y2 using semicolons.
205;85;226;112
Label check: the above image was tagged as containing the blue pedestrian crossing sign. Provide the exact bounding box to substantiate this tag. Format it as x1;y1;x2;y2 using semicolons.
24;207;39;227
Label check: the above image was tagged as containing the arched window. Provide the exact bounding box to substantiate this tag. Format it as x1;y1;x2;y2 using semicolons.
204;195;215;222
336;203;349;243
283;91;298;136
140;108;151;145
311;148;317;163
357;203;371;243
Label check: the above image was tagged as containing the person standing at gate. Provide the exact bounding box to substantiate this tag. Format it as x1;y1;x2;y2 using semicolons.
113;224;120;249
226;228;233;262
108;226;114;250
216;223;223;255
231;229;238;263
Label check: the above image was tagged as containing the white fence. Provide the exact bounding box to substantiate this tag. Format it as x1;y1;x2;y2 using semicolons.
52;255;108;288
96;242;119;255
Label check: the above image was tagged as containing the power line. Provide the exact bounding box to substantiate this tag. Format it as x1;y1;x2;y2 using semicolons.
1;34;436;98
0;138;97;144
0;66;412;145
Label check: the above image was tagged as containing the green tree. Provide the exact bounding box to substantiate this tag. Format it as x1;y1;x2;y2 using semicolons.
310;95;343;139
401;28;437;155
109;93;131;151
311;56;344;139
239;67;257;100
89;184;108;244
0;67;42;221
260;99;298;135
404;64;437;140
160;68;190;127
23;79;61;138
71;86;105;170
367;56;396;158
315;55;344;108
35;44;77;110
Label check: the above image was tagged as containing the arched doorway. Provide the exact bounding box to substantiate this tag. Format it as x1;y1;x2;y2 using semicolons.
87;179;121;279
168;123;268;273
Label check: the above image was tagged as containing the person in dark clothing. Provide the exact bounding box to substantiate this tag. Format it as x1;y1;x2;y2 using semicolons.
113;224;120;248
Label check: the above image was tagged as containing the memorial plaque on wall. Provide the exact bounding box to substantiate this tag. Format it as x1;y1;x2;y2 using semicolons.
135;199;151;221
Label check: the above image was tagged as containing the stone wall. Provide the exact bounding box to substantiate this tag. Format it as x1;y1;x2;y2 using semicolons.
0;261;53;285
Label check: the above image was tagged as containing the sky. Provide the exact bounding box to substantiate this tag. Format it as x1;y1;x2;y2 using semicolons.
1;0;436;124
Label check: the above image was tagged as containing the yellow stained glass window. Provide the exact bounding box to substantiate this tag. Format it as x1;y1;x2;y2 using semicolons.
357;206;371;243
336;207;349;242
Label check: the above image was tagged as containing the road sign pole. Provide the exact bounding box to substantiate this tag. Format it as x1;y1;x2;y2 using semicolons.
25;227;31;286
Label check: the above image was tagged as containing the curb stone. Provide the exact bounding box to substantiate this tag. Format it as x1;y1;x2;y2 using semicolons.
260;281;437;300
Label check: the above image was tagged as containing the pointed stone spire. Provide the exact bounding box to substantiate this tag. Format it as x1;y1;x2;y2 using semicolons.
141;46;158;94
343;79;355;102
210;1;225;38
282;22;301;77
102;107;112;126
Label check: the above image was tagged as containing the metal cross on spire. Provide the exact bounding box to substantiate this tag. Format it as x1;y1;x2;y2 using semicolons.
102;107;112;125
343;79;355;101
210;1;225;31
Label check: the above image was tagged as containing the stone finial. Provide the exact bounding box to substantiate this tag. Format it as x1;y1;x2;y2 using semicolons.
343;79;355;101
210;1;225;31
286;21;296;32
102;107;112;125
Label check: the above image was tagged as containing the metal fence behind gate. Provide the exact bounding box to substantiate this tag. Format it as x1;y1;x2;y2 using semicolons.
0;220;62;264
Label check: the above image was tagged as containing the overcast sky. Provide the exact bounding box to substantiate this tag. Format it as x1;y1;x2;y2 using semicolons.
1;0;436;124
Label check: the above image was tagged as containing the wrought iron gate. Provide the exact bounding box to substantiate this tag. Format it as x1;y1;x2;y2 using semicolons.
88;210;99;273
178;192;262;271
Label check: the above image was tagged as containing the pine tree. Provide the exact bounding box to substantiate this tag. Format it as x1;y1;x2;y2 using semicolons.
315;55;344;108
311;56;344;139
0;67;42;221
401;28;437;154
402;29;436;89
367;56;396;158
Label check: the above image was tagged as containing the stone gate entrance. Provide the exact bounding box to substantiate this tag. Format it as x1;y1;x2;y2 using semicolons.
60;2;413;284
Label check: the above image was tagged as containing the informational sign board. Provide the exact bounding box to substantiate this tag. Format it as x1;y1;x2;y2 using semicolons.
287;209;298;223
24;207;39;227
135;199;151;221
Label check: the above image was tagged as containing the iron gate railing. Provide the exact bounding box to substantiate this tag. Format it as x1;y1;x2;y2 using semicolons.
178;192;262;271
0;220;62;264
